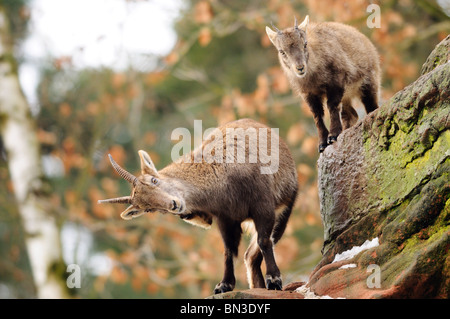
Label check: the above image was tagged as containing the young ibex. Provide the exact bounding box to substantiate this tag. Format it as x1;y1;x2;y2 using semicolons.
266;16;381;152
99;119;298;294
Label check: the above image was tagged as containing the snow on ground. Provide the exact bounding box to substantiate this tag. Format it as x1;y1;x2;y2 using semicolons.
295;285;334;299
338;263;357;269
295;285;345;299
294;238;380;298
332;237;379;263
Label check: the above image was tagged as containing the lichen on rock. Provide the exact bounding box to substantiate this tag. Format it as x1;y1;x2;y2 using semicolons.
311;37;450;299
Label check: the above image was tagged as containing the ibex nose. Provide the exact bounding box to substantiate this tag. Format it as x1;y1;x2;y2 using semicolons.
296;65;305;72
171;199;184;213
171;200;179;211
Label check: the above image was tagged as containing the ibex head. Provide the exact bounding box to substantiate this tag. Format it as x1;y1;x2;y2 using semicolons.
98;150;185;220
266;16;310;78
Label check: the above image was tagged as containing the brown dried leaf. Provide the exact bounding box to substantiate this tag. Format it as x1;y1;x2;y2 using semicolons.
287;123;306;145
198;27;212;46
59;102;72;118
194;1;214;24
110;266;128;284
301;136;319;158
112;73;126;89
164;51;179;65
297;163;313;185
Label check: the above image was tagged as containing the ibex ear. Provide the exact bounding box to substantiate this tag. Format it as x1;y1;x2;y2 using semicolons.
138;150;159;176
299;15;309;30
265;26;278;46
120;205;146;220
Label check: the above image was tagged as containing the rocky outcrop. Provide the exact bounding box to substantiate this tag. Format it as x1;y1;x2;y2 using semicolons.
207;286;305;299
309;36;450;298
210;36;449;300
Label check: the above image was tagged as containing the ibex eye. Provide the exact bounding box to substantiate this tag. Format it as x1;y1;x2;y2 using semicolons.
151;177;159;185
279;50;286;56
304;41;308;48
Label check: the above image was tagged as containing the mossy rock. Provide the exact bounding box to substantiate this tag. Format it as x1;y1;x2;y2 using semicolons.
312;39;450;298
421;35;450;76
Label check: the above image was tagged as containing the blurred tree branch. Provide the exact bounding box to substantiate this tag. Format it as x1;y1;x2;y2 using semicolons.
415;0;450;21
401;20;450;49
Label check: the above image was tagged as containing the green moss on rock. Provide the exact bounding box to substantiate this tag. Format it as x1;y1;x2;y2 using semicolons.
313;40;450;298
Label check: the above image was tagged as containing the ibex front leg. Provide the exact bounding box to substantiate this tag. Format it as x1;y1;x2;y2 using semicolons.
305;94;328;153
326;86;345;145
214;218;242;294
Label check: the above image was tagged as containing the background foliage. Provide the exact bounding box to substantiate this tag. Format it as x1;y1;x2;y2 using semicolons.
0;0;449;298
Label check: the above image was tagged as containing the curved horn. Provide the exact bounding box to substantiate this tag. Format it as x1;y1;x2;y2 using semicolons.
108;154;138;185
270;21;283;35
294;16;298;29
98;196;132;204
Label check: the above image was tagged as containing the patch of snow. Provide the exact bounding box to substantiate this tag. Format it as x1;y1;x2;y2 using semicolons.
295;285;343;299
333;237;379;263
339;263;357;269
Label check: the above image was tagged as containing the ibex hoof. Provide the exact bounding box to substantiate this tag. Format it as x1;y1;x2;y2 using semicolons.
266;276;282;290
214;282;234;294
327;135;338;144
318;143;328;153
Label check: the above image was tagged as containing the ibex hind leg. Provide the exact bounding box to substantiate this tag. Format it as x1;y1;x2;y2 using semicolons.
341;98;359;130
244;202;294;289
360;82;379;114
244;234;265;289
271;199;295;245
252;205;283;290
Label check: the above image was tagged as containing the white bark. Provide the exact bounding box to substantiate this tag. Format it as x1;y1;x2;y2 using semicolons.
0;8;68;298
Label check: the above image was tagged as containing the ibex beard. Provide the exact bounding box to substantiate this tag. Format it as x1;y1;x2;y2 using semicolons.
99;118;298;294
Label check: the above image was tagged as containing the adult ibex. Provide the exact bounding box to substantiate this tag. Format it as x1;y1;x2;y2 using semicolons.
99;119;298;294
267;16;381;152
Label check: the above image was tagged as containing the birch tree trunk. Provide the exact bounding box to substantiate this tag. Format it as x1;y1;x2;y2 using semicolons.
0;7;69;298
